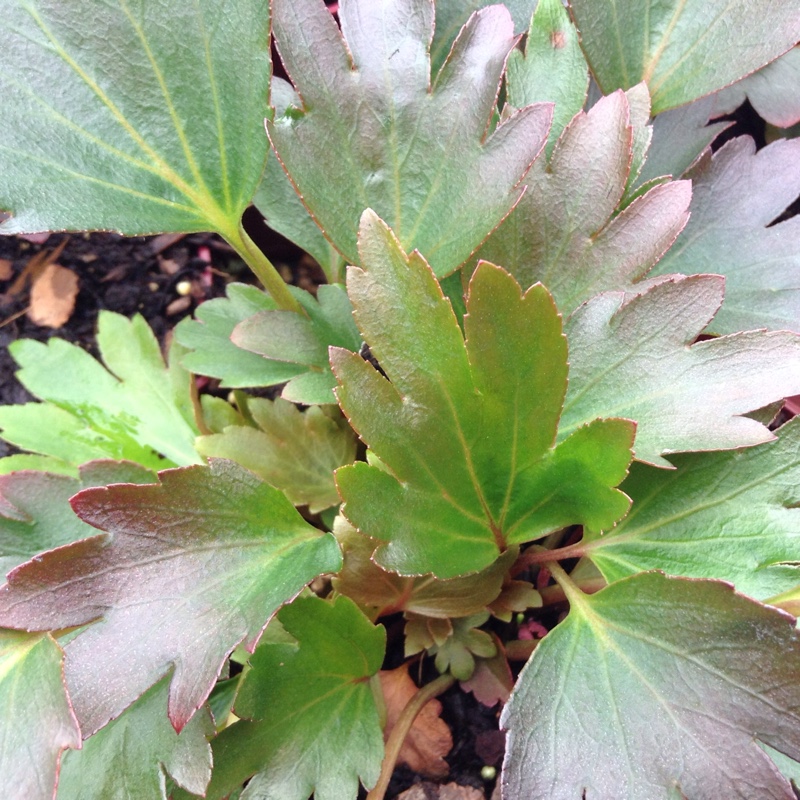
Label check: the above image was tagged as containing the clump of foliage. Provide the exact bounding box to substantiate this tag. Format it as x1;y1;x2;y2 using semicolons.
1;0;800;798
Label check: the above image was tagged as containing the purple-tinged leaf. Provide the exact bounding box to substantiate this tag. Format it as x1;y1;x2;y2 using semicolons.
253;79;346;284
334;212;634;578
57;675;213;800
716;46;800;129
502;573;800;799
331;517;524;619
0;631;80;800
634;94;732;187
270;0;552;277
569;0;800;113
0;460;341;735
477;90;691;311
0;460;155;577
561;275;800;466
620;83;653;204
654;136;800;334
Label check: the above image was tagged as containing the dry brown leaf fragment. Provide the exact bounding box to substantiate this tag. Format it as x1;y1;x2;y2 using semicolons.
380;664;452;778
166;295;193;316
5;238;68;300
0;259;12;281
26;262;79;328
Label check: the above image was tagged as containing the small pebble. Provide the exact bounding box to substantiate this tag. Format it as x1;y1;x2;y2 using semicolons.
166;295;192;315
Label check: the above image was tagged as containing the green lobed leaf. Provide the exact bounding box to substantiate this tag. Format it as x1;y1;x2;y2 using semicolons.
206;677;240;733
561;275;800;467
653;136;800;334
0;0;270;238
762;745;800;791
476;89;691;312
430;0;537;75
502;573;800;799
199;395;247;435
57;675;214;800
582;416;800;600
715;46;800;129
0;454;77;477
0;311;201;469
232;283;361;405
0;630;80;800
192;595;385;800
426;612;496;681
174;283;306;389
269;0;552;277
0;459;342;736
196;398;356;513
569;0;800;114
506;0;588;158
0;460;155;578
334;211;634;579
